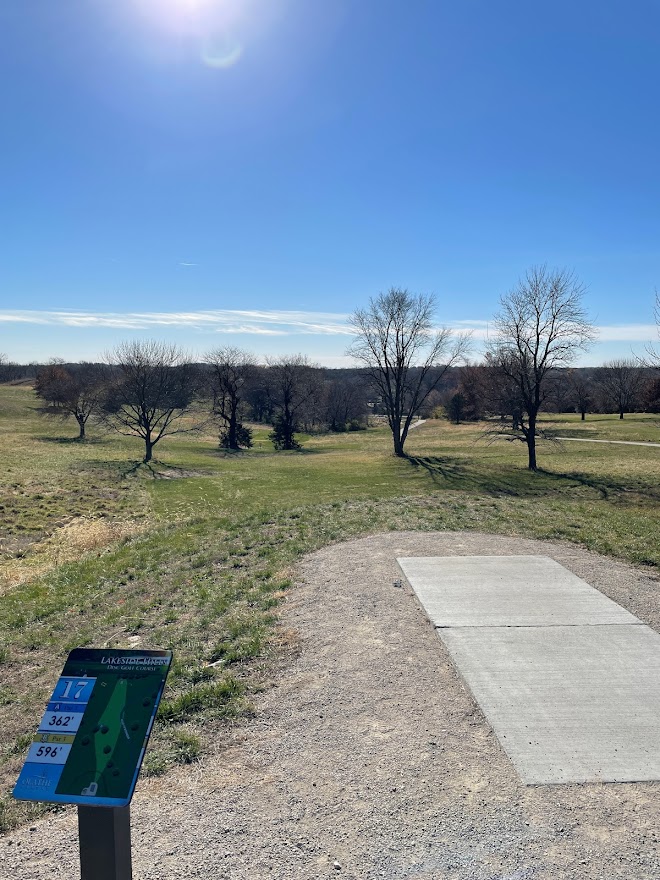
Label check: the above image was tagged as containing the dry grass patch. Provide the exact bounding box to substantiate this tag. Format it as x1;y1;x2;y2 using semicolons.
0;516;148;594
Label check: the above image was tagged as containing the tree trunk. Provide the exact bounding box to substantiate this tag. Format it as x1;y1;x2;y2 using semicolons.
283;405;295;450
144;435;153;462
526;417;537;471
527;436;537;470
580;410;586;421
619;409;624;419
228;410;239;450
392;421;405;456
227;398;240;452
76;415;86;440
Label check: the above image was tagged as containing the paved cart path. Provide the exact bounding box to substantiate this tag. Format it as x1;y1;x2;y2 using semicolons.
556;436;660;448
398;556;660;784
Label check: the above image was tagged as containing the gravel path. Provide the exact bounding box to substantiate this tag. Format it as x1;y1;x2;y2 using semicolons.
3;531;660;879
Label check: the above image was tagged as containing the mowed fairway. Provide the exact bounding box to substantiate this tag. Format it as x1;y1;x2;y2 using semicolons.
0;384;659;830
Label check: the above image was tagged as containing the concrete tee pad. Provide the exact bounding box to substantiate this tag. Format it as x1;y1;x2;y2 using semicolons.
396;556;639;628
397;555;660;784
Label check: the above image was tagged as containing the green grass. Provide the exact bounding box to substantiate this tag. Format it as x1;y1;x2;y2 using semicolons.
538;411;660;442
0;386;658;831
0;387;150;562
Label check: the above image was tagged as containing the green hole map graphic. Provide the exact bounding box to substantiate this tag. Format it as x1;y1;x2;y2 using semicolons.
13;648;172;808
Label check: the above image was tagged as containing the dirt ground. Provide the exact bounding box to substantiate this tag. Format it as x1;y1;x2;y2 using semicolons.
3;530;660;879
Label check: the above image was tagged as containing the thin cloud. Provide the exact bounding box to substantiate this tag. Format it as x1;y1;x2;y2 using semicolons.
218;325;287;336
0;308;354;336
0;310;654;344
178;262;198;267
448;320;490;340
595;324;657;342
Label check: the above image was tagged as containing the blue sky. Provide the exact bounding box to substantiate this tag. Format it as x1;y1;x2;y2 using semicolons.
1;0;659;365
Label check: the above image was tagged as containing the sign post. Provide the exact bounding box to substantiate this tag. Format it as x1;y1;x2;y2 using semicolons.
78;805;132;880
13;648;172;879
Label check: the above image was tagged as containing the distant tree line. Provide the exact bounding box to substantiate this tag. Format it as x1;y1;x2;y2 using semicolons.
23;344;659;465
26;343;373;461
2;271;658;470
0;355;38;383
437;360;660;425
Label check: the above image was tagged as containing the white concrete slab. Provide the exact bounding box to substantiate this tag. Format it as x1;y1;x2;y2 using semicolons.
397;555;639;628
442;624;660;784
397;555;660;784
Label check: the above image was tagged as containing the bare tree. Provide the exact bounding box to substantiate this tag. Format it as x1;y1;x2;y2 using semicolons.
454;364;487;421
348;288;470;456
34;361;106;439
566;369;593;421
205;347;256;450
265;355;323;450
324;376;368;432
481;354;526;428
102;340;201;462
244;370;274;424
595;359;646;419
487;266;596;470
645;291;660;368
643;373;660;412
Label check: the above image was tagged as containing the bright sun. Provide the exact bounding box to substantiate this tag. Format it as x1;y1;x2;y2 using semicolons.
140;0;233;21
135;0;245;68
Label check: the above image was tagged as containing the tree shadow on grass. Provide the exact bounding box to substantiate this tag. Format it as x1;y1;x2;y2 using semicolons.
405;455;660;504
99;460;145;479
405;455;525;496
536;468;660;504
192;445;322;461
36;435;103;445
123;461;210;480
76;456;216;482
536;468;610;500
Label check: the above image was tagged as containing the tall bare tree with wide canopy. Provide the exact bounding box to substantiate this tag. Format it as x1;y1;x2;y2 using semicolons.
102;340;200;462
349;288;469;456
488;266;596;470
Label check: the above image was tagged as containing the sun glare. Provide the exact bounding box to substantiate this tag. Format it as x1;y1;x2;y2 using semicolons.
175;0;217;11
135;0;246;67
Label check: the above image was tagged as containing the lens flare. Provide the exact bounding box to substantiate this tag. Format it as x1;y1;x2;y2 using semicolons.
135;0;246;68
201;31;243;68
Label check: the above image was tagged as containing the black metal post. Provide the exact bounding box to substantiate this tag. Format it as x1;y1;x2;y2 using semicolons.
78;805;132;880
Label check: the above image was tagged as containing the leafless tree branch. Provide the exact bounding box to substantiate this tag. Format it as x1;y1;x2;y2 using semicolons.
487;266;596;470
348;288;470;456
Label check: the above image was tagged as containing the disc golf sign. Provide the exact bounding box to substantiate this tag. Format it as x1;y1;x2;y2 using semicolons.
14;648;172;808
